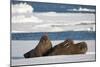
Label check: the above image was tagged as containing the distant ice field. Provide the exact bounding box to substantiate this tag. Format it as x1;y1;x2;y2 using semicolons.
12;13;95;32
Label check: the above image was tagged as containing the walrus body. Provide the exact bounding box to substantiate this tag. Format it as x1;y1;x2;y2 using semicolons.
24;35;52;58
47;40;88;56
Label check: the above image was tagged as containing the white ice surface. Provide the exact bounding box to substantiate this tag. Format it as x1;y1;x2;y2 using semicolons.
11;40;95;66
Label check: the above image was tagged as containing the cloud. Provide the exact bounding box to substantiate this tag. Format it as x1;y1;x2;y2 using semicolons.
12;3;95;32
67;7;95;12
12;3;43;23
38;12;60;16
12;3;33;14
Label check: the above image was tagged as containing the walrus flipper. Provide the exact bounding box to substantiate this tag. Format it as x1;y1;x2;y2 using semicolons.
24;49;35;58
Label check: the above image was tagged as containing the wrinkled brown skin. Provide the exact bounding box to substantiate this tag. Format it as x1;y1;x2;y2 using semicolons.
24;35;52;58
47;40;88;56
73;42;88;54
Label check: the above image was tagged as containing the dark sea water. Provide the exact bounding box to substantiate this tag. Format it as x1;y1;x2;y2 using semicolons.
11;31;96;40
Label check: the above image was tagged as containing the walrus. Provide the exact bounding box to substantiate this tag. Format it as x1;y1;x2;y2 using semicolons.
47;39;74;55
24;34;52;58
47;40;87;56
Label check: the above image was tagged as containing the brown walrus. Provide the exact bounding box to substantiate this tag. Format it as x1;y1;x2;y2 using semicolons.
24;34;52;58
47;40;87;56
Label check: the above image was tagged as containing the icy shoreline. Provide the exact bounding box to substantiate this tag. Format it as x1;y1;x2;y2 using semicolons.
11;53;95;66
11;40;95;66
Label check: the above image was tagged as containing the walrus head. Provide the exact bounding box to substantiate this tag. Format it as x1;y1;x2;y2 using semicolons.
73;42;88;54
39;35;49;43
